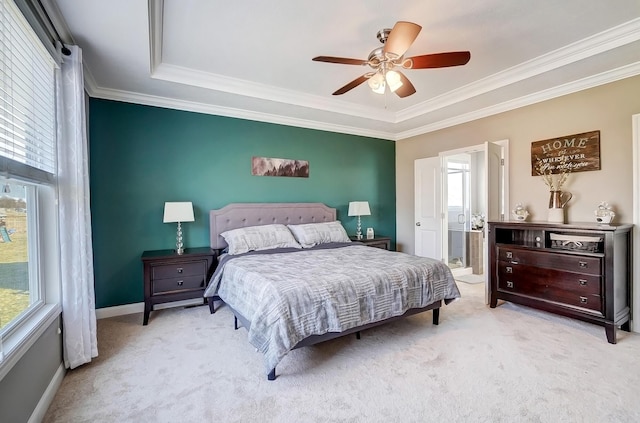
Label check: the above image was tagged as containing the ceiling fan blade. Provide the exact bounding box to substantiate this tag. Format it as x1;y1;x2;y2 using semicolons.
383;21;422;58
332;75;369;95
394;71;416;98
405;51;471;69
313;56;367;66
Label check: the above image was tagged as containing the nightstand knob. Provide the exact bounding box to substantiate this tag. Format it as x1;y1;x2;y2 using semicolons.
177;267;183;273
177;280;184;286
579;279;587;286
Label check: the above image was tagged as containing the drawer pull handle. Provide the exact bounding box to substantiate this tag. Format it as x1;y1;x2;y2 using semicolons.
177;280;184;286
510;261;519;265
177;267;184;273
506;266;513;273
506;281;514;288
578;261;588;268
579;279;587;286
506;252;513;259
580;296;588;304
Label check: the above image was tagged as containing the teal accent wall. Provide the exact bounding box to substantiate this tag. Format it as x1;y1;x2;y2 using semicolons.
89;99;396;308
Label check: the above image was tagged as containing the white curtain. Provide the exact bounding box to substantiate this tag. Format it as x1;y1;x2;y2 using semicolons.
56;45;98;369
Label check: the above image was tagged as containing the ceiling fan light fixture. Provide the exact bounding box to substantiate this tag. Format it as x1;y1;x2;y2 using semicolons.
368;72;386;94
385;70;403;92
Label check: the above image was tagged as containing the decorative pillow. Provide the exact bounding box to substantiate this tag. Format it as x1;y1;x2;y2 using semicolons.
287;221;351;248
221;224;301;255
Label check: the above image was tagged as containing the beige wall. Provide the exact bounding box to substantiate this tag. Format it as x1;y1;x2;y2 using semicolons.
396;75;640;254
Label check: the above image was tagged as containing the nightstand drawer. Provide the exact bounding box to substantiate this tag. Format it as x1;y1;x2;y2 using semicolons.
152;275;205;294
152;261;205;279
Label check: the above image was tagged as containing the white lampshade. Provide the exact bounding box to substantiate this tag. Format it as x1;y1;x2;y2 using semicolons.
367;72;386;94
348;201;371;216
385;70;403;93
163;202;195;223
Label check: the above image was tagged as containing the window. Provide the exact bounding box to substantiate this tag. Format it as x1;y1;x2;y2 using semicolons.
0;0;59;371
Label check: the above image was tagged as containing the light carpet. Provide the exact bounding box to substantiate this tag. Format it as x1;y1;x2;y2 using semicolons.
455;274;486;284
44;283;640;422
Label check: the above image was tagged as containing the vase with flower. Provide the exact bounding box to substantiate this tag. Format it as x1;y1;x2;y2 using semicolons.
535;157;572;223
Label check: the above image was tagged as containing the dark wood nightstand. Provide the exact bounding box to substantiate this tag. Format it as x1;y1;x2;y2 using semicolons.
141;247;216;325
350;236;391;250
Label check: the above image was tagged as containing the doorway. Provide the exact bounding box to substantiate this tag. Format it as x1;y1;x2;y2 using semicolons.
414;140;509;302
443;151;485;278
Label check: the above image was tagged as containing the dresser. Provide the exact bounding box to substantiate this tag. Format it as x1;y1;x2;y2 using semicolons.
488;221;632;343
141;247;216;325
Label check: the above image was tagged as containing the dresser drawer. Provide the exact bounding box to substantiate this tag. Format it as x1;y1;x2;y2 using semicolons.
152;275;205;294
498;263;601;296
498;246;601;275
497;267;603;314
151;261;206;279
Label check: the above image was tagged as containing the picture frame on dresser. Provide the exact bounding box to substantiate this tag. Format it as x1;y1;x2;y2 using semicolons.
488;221;632;344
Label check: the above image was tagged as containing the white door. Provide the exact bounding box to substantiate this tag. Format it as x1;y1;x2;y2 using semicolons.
484;141;504;224
414;157;442;260
483;141;505;302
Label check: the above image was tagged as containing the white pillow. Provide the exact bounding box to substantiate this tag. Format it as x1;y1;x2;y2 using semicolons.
287;221;351;248
221;224;301;255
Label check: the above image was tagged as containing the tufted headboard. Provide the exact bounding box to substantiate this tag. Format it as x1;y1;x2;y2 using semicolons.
209;203;337;249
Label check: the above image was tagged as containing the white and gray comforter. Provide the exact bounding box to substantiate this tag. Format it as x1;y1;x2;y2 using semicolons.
204;243;460;373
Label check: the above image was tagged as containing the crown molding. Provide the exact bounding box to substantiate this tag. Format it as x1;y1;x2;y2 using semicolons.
395;61;640;140
397;17;640;123
151;63;394;123
87;84;396;140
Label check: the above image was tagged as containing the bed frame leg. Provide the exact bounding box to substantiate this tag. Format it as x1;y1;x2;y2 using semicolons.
268;368;276;381
208;298;216;314
234;316;239;330
355;331;361;340
433;308;440;325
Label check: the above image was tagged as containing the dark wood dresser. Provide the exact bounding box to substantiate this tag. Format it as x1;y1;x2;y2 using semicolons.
488;221;632;343
141;247;216;325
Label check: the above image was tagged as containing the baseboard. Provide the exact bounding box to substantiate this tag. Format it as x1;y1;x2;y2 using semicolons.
95;298;205;319
28;363;65;423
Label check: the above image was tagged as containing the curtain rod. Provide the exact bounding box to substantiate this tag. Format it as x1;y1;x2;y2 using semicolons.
35;0;71;56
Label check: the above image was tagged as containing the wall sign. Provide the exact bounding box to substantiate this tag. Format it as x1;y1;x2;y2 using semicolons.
530;130;600;176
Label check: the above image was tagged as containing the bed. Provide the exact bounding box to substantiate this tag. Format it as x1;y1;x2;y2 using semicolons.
203;203;460;380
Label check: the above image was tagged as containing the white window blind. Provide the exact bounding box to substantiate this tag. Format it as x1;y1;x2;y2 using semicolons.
0;0;56;183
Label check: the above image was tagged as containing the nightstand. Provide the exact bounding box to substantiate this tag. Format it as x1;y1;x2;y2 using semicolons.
350;236;392;250
141;247;216;325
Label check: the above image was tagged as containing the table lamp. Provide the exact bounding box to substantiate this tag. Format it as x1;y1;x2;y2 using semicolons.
163;202;194;254
348;201;371;240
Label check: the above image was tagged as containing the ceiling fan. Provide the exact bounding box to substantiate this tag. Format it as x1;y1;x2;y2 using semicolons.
312;21;470;98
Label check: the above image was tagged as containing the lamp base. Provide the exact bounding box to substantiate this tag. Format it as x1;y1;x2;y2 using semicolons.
355;216;363;240
176;222;184;254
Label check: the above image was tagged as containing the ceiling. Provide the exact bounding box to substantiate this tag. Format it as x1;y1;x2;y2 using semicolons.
49;0;640;141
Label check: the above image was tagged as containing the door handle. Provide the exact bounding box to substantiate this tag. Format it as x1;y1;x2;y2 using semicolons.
415;222;421;226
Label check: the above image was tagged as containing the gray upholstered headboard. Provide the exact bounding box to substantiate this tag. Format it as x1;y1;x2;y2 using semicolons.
209;203;337;249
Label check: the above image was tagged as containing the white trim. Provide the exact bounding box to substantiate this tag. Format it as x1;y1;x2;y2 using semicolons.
397;18;640;122
152;63;394;123
0;304;61;381
395;62;640;140
95;298;206;320
88;85;397;140
632;113;640;333
28;363;65;423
